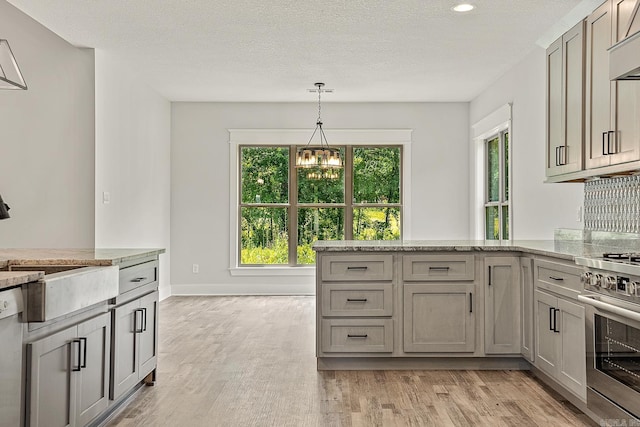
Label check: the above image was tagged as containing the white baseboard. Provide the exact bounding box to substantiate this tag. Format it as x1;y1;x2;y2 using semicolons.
171;282;315;296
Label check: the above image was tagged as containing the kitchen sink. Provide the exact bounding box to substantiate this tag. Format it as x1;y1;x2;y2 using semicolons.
1;264;119;322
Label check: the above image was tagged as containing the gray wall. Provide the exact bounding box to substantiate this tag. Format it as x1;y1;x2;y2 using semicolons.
170;102;470;294
0;1;171;300
0;0;95;247
94;50;172;299
469;47;584;240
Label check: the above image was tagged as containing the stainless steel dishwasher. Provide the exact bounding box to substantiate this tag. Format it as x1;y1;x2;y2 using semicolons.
0;287;24;427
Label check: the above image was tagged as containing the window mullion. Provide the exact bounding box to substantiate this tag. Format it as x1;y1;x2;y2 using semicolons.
344;146;354;240
288;146;297;266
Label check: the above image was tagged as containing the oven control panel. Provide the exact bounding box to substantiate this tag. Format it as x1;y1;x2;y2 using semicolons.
617;276;640;297
582;270;640;301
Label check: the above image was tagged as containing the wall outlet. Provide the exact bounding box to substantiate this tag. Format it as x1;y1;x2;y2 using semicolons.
102;191;110;204
577;206;583;222
192;264;199;274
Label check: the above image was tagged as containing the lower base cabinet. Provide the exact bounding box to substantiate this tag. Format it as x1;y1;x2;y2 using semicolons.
111;291;159;400
535;289;586;400
26;312;111;427
403;283;475;352
520;257;535;362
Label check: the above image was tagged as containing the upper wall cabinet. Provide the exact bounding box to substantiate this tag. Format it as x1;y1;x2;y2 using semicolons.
585;0;640;170
546;0;640;182
546;21;585;178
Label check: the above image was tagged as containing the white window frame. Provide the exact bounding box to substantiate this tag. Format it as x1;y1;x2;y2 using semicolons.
483;130;510;240
228;129;413;276
471;104;512;240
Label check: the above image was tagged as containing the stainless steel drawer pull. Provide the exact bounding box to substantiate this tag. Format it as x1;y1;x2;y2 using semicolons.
346;298;368;302
346;266;368;271
347;334;368;338
131;277;147;282
429;266;450;271
549;276;564;281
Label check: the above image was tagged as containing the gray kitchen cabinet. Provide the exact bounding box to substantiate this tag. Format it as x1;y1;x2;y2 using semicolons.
321;318;393;353
546;21;584;177
316;252;395;357
27;312;111;427
403;283;475;353
585;0;640;170
520;257;534;362
484;256;520;354
534;289;586;401
111;290;158;400
534;289;558;376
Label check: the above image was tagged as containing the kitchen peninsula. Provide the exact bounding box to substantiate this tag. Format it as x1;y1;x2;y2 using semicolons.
0;248;164;427
313;238;640;422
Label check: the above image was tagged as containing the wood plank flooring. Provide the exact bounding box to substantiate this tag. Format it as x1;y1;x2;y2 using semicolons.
106;296;595;427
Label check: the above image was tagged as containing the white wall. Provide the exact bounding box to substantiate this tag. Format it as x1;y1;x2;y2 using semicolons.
469;47;584;240
94;51;172;299
171;102;469;294
0;0;95;247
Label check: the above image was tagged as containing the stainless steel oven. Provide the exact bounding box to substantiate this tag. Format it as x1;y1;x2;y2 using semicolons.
577;254;640;422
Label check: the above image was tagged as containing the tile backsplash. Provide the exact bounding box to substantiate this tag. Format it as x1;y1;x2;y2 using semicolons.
584;175;640;233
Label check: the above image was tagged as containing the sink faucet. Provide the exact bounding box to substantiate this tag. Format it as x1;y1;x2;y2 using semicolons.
0;194;10;220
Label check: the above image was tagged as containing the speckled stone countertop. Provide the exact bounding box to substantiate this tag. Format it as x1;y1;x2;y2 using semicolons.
312;239;640;261
0;249;164;291
0;271;44;290
0;248;165;269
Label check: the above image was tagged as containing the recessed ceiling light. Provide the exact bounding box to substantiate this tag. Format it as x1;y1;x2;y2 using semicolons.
452;3;475;13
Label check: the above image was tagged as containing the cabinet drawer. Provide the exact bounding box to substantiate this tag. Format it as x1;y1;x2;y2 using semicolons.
119;260;158;294
403;254;475;281
321;319;393;353
321;283;393;317
321;254;393;282
534;259;582;299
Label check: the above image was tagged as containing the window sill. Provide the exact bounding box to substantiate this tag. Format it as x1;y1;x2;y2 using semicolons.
229;266;316;277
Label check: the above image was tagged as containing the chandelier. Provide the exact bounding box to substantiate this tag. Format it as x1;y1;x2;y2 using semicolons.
295;82;343;170
0;39;27;90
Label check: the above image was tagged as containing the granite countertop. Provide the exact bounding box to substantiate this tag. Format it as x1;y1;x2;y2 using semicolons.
0;271;44;290
0;248;165;269
312;239;640;261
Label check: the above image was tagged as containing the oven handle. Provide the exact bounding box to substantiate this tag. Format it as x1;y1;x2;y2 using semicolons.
578;295;640;323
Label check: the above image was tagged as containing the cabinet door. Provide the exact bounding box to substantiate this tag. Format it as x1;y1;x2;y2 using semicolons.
534;290;558;377
111;298;140;400
27;326;78;427
485;257;520;354
546;36;563;176
585;1;613;169
557;298;587;401
404;284;475;353
76;312;111;426
520;257;534;362
546;21;585;177
138;291;159;380
611;15;640;168
562;22;585;174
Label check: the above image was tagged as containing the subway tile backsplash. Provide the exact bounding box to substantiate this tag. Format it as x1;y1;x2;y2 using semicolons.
584;175;640;233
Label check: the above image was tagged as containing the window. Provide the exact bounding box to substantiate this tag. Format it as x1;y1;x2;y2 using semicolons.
484;130;510;240
240;145;402;265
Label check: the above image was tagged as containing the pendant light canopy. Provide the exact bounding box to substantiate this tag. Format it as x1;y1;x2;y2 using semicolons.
0;39;27;90
295;83;343;171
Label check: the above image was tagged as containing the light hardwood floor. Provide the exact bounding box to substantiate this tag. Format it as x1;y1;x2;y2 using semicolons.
106;296;595;427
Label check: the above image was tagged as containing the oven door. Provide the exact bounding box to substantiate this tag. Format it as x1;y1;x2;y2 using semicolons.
579;294;640;420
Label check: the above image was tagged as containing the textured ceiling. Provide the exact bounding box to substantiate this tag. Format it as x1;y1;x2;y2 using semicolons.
7;0;599;102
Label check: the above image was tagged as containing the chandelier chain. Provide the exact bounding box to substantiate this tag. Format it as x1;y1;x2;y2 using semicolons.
317;86;322;124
